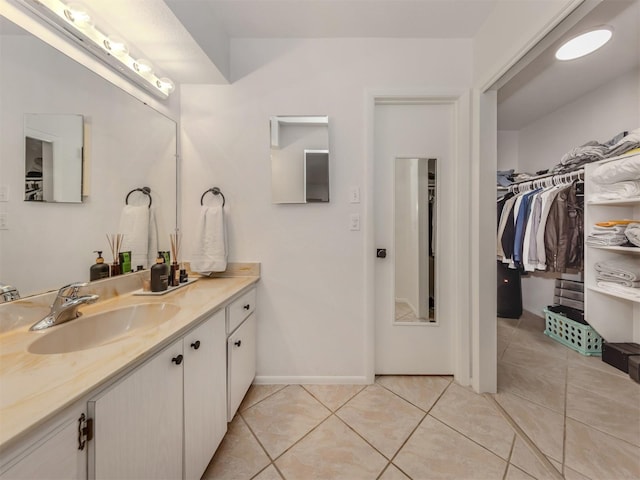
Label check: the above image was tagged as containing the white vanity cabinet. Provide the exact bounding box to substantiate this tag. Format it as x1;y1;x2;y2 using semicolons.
88;309;227;480
226;287;257;421
0;405;87;480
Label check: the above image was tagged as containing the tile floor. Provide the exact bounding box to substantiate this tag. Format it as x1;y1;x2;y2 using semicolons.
203;310;640;479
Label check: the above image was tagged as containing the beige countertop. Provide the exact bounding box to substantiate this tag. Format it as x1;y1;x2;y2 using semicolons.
0;272;259;451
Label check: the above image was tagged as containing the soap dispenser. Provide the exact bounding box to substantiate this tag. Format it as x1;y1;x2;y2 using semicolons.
90;251;110;281
151;252;169;292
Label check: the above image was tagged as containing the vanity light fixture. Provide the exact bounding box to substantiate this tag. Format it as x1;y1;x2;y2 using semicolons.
15;0;175;99
555;27;613;61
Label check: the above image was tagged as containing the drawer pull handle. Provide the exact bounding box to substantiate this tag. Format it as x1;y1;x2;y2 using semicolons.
243;304;251;310
234;340;242;347
191;340;201;350
172;354;183;365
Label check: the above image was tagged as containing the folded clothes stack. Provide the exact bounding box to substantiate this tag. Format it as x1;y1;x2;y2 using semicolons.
590;152;640;201
585;220;640;247
595;259;640;292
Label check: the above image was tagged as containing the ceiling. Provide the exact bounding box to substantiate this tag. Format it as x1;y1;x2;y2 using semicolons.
4;0;638;131
497;0;640;130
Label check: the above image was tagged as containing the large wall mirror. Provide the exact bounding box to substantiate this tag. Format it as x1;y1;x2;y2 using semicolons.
0;16;177;298
270;115;330;204
394;158;437;323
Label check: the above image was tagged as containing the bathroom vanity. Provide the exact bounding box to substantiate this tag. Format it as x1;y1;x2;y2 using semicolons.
0;266;259;480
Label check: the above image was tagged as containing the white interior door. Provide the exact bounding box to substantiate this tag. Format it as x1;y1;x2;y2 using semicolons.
374;101;454;374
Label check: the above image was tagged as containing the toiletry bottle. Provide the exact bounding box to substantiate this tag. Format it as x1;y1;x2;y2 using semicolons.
151;252;169;292
90;251;110;281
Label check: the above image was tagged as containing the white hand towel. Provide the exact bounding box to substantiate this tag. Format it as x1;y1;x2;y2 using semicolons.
147;207;158;268
118;205;150;269
191;205;227;275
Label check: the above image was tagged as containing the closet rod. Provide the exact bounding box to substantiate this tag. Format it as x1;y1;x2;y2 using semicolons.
508;169;584;194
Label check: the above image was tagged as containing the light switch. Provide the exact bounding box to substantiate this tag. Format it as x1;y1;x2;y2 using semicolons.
349;187;360;204
349;214;360;231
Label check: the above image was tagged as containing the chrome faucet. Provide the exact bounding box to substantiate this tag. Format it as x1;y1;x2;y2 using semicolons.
29;282;99;331
0;283;20;303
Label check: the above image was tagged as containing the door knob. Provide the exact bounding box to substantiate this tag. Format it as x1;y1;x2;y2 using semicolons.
376;248;387;258
171;354;183;365
190;340;200;350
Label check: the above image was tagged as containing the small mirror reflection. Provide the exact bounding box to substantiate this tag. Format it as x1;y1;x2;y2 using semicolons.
394;157;436;323
24;113;84;203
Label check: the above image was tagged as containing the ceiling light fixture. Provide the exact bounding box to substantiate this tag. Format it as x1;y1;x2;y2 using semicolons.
555;27;613;61
16;0;175;99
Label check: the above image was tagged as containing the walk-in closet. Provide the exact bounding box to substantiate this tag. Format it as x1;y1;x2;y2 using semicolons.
494;1;639;475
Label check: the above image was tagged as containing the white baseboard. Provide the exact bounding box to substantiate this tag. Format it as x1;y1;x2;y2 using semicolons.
254;375;370;385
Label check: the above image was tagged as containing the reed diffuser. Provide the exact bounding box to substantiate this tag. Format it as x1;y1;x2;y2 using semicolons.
107;233;124;277
169;233;181;286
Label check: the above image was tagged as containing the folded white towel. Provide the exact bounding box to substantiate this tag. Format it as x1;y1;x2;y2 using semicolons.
597;281;640;297
118;205;150;269
594;259;640;282
190;206;227;275
591;155;640;184
590;180;640;200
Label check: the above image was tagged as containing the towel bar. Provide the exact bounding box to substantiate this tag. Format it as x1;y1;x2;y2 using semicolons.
200;187;226;207
125;187;152;207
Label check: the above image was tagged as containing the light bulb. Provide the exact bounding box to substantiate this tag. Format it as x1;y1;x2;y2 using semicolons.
63;3;93;29
133;59;153;75
555;27;613;61
103;36;129;56
156;77;175;93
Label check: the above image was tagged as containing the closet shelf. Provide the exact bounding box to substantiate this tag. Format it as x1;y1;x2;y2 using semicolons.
587;197;640;206
587;286;640;304
587;245;640;254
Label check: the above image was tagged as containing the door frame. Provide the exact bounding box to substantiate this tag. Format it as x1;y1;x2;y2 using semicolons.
364;89;473;386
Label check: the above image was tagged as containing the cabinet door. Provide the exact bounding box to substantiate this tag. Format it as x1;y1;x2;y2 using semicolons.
183;310;227;480
88;339;183;480
227;313;256;421
1;413;86;480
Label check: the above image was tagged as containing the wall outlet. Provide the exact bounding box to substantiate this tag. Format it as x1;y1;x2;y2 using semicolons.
349;187;360;204
0;212;7;230
0;185;8;202
349;214;360;231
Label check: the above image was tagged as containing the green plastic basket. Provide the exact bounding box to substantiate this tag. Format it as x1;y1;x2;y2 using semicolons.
543;308;602;356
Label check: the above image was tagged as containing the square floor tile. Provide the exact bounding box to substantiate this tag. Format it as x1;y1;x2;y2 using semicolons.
567;363;640;404
497;361;566;414
375;375;451;412
240;384;287;411
494;392;564;462
275;415;388;479
242;385;331;459
500;342;567;380
394;415;507;479
336;384;424;458
565;418;640;479
430;383;514;459
302;384;366;412
505;464;535;480
201;416;270;480
566;383;640;446
252;465;283;480
509;437;561;480
510;329;569;360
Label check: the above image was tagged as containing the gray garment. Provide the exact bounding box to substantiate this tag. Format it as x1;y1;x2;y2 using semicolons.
625;223;640;247
535;187;563;270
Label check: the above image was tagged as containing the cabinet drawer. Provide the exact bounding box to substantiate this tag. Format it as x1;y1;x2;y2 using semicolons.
227;313;256;421
227;288;256;334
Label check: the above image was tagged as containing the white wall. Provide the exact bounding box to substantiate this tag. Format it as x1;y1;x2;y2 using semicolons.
499;67;640;315
181;38;472;382
497;131;519;172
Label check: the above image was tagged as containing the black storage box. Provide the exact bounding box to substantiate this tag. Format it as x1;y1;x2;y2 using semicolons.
629;356;640;384
602;342;640;373
497;261;522;319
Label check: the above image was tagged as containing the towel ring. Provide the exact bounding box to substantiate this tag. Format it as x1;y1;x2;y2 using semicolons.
200;187;226;207
126;187;152;208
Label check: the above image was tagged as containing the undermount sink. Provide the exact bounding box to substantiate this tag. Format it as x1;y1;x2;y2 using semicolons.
28;303;180;355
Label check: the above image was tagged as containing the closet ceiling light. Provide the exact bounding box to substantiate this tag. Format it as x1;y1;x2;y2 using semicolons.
555;27;613;61
16;0;175;99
